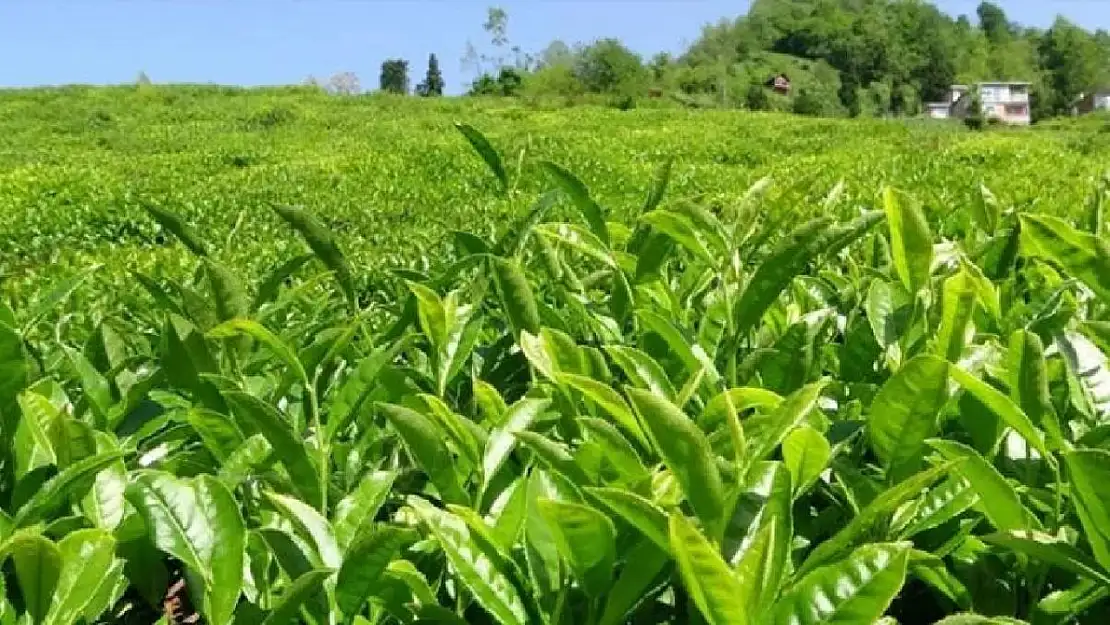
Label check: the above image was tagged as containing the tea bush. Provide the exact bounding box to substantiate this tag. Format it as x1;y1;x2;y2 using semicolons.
0;86;1109;624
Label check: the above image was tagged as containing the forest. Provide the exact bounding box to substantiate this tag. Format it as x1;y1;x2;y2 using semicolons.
369;0;1110;120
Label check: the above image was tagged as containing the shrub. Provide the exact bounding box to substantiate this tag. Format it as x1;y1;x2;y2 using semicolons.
243;105;296;131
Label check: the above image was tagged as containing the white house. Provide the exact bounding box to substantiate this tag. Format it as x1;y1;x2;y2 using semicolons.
925;102;951;119
925;82;1032;125
976;82;1031;125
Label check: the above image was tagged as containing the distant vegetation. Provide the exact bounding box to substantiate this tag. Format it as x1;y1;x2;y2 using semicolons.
353;0;1110;121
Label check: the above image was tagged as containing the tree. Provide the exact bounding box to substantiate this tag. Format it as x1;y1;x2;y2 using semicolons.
1040;17;1103;112
416;54;445;97
481;6;511;71
523;63;584;100
793;88;824;116
380;59;410;95
746;81;770;110
484;7;508;49
574;39;647;95
463;6;530;92
328;72;360;95
976;2;1011;44
538;40;574;69
965;88;984;130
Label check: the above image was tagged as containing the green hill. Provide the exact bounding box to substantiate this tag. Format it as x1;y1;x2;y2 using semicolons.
3;86;1110;625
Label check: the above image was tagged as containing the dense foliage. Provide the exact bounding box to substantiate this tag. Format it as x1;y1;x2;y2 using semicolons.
2;88;1110;624
459;1;1109;118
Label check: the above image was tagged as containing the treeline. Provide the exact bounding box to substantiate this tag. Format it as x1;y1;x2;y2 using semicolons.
360;0;1110;120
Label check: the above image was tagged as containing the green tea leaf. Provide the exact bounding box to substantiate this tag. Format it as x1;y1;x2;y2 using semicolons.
1063;449;1110;571
203;258;250;323
701;387;783;430
538;499;616;598
799;462;953;575
491;256;541;338
1020;213;1110;301
669;513;748;625
558;372;648;449
772;543;910;625
1008;330;1065;450
971;183;1001;234
265;491;342;570
261;568;335;625
927;439;1037;532
628;388;725;527
734;217;832;337
884;187;933;295
408;497;529;625
605;345;676;399
578;418;649;483
43;529;122;625
253;253;314;310
482;398;550;490
9;531;61;624
899;477;978;538
455;122;508;191
585;487;669;551
984;530;1110;586
540;160;610;246
126;472;245;625
13;451;124;528
935;270;977;362
381;402;469;506
273;204;356;310
143;203;209;257
335;525;416;618
950;366;1052;463
598;540;670;625
868;356;949;483
514;431;592;485
225;391;323;510
208;319;307;386
746;381;825;464
333;471;396;553
783;425;830;496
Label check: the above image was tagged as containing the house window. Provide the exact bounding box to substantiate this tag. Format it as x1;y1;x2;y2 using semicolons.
1005;104;1027;116
1011;85;1027;96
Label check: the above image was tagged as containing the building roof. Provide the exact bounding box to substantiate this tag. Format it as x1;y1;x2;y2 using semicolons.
976;81;1032;86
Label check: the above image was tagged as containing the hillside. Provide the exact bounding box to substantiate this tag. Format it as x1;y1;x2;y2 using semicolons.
0;84;1106;300
3;87;1110;625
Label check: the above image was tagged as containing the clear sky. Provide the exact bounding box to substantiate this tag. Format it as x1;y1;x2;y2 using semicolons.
0;1;1106;92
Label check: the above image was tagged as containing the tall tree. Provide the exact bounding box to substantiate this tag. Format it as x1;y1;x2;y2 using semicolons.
416;54;445;96
574;39;647;95
483;6;510;69
976;2;1011;44
379;59;410;95
329;72;360;95
1040;17;1104;111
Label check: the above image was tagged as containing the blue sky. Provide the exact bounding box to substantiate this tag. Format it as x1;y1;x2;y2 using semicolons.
0;1;1106;92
